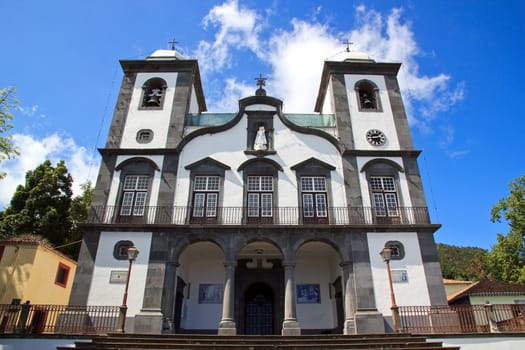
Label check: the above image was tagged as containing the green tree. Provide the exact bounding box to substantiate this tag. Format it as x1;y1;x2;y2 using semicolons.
487;175;525;284
65;181;94;258
437;243;488;281
0;87;19;178
0;160;74;246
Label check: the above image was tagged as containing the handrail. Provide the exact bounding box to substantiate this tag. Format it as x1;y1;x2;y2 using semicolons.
0;304;120;335
86;206;431;225
399;304;525;334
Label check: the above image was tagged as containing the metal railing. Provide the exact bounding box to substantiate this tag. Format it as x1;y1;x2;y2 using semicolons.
399;304;525;334
86;205;431;226
0;304;120;335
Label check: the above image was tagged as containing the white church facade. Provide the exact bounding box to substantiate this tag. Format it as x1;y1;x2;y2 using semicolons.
69;47;447;335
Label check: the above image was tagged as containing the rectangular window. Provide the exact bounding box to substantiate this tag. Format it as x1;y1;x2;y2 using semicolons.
55;263;70;288
247;176;273;219
192;176;220;218
120;175;149;216
301;177;328;221
370;176;399;217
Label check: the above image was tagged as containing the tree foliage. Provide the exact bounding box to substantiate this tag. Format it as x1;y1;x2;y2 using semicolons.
0;87;19;178
487;175;525;284
437;243;488;281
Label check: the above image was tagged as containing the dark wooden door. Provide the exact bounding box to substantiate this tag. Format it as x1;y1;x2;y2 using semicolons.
244;283;274;335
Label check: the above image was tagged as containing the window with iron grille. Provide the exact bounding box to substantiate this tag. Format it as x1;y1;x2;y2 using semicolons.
370;176;399;217
301;176;327;218
192;176;220;218
120;175;149;216
247;176;273;217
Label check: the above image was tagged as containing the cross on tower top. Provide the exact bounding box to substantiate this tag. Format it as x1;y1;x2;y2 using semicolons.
343;40;354;52
255;74;267;88
168;39;179;51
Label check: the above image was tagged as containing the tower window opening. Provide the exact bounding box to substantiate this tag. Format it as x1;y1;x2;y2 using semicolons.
141;78;167;109
355;80;382;112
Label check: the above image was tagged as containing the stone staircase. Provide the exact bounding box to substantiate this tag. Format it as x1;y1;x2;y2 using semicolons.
60;333;461;350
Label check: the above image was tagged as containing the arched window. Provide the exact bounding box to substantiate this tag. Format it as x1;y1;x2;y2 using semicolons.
141;78;167;109
238;159;283;224
355;80;382;112
361;159;404;224
115;157;159;221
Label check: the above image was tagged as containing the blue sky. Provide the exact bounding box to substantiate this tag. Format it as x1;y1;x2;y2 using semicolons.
1;0;524;250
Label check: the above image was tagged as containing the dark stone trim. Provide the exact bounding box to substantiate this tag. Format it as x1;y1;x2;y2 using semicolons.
417;232;447;305
98;148;179;156
315;61;401;112
343;150;421;157
360;158;405;173
115;157;160;171
68;231;100;305
185;157;231;171
385;75;413;150
238;158;283;172
177;95;344;155
120;59;206;113
290;157;336;171
78;223;442;235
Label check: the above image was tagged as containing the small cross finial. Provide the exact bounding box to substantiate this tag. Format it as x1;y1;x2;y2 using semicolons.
343;40;354;52
255;74;267;88
168;39;179;51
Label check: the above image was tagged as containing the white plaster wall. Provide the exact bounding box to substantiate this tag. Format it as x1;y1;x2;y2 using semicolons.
106;155;164;210
356;156;413;208
179;255;225;330
436;337;525;350
174;109;346;212
344;74;400;150
367;232;430;316
295;256;337;329
120;72;178;149
87;231;152;317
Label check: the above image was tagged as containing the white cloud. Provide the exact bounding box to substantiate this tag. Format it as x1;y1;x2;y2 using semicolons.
265;19;340;112
196;0;262;77
0;133;100;208
207;78;254;112
197;3;464;138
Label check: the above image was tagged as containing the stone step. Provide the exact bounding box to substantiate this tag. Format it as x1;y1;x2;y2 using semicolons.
60;334;460;350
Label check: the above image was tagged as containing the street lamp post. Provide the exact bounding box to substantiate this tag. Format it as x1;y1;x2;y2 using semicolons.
117;246;139;333
380;247;401;333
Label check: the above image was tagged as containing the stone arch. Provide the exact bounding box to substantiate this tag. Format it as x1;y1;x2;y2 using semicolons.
360;158;404;173
294;239;345;333
115;156;160;172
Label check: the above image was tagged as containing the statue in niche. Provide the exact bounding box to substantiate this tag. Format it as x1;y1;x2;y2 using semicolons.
253;126;268;151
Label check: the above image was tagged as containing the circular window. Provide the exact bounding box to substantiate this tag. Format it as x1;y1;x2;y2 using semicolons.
136;129;153;143
384;240;405;260
114;240;134;260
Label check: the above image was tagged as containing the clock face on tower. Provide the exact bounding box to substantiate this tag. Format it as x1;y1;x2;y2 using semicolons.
366;129;386;146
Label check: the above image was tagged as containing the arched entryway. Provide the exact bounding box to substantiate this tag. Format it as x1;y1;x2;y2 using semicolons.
244;282;274;335
235;241;284;335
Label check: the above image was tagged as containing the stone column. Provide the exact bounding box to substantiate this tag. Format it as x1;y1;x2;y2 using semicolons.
341;261;357;334
161;262;179;331
218;261;237;335
282;261;301;336
134;261;166;333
